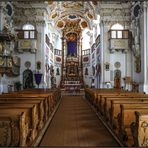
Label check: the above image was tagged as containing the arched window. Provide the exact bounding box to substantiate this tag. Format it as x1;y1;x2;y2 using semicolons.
22;24;35;39
111;23;124;30
111;23;124;39
22;24;35;30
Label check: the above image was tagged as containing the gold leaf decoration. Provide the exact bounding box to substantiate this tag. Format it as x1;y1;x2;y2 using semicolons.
51;12;57;19
47;0;53;5
57;21;64;28
87;13;93;19
81;21;88;28
92;0;98;5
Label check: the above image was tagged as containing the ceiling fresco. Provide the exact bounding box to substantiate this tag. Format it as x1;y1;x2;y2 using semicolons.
48;1;98;36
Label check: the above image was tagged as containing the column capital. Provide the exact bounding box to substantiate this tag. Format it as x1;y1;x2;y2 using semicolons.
143;2;148;9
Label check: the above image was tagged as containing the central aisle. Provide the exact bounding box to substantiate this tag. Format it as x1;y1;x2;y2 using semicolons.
40;95;120;147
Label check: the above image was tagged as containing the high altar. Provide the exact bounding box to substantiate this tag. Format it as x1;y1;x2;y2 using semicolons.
61;32;83;88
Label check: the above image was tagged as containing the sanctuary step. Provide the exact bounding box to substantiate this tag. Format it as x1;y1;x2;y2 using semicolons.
61;88;85;96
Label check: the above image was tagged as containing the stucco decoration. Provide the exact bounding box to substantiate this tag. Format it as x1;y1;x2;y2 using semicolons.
131;2;143;73
62;2;83;9
57;20;64;28
81;21;88;29
114;62;121;69
48;1;98;32
87;13;93;19
51;12;57;19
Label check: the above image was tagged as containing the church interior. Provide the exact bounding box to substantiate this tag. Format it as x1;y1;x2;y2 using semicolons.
0;0;148;147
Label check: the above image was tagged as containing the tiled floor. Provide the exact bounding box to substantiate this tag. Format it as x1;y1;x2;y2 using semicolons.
40;95;120;147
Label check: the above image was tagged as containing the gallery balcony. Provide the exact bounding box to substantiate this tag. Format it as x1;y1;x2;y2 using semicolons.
108;30;131;53
16;29;37;53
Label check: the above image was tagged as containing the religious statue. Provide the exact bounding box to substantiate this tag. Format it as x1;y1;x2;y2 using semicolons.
114;69;121;89
133;17;140;58
85;67;88;75
131;5;141;73
23;69;34;89
56;68;60;75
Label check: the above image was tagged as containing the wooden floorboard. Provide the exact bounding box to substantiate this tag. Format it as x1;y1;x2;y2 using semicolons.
39;95;120;147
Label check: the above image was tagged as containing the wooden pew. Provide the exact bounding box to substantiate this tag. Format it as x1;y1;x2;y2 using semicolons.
0;104;36;146
99;92;146;114
0;99;44;130
20;88;61;107
117;104;148;146
0;96;46;128
85;88;123;107
109;99;148;132
0;113;25;146
0;88;61;146
0;88;61;125
0;94;50;121
104;96;148;119
97;93;123;111
130;111;148;147
0;103;40;141
6;88;61;113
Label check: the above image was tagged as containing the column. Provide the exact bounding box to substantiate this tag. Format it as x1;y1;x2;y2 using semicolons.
100;20;105;88
143;2;148;93
80;37;83;78
0;2;4;31
61;33;65;81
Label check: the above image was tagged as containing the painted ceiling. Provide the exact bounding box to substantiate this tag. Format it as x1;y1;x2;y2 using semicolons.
47;1;98;36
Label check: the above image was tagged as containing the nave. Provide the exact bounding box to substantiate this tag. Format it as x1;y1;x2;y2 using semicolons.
1;87;148;147
39;95;120;147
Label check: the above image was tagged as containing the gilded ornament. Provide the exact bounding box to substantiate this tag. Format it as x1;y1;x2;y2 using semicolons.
20;40;31;48
81;21;88;28
92;0;97;5
0;43;3;54
87;13;93;19
51;12;57;19
0;57;4;66
57;21;64;28
7;58;12;67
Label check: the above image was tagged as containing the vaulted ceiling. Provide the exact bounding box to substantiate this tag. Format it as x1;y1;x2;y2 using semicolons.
47;1;99;36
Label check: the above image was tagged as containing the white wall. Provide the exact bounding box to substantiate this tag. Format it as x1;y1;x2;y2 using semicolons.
109;52;126;87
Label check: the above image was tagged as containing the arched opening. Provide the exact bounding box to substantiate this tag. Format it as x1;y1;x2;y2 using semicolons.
111;23;124;38
22;24;35;39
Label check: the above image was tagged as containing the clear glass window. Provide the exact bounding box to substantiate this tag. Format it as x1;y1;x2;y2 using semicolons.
24;31;29;39
111;31;116;38
117;31;122;38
